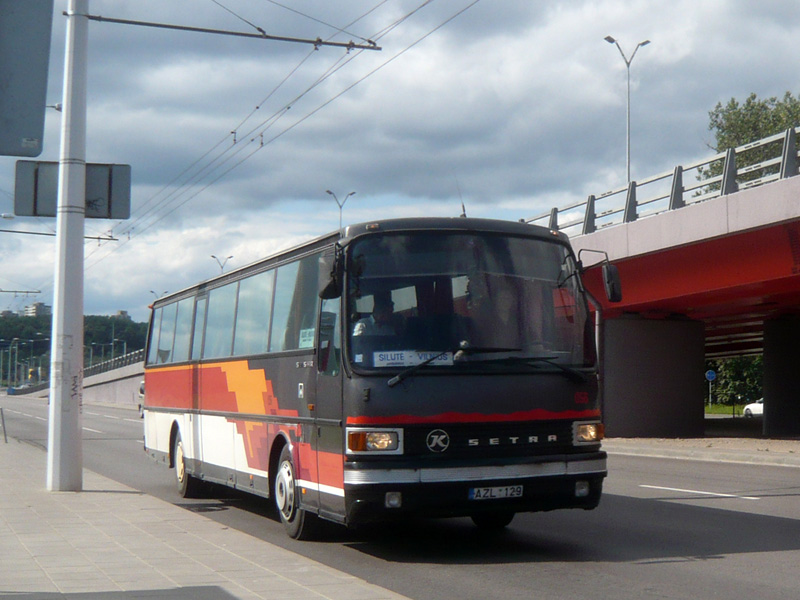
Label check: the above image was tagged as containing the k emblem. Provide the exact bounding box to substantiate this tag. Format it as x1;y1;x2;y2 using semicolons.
426;429;450;453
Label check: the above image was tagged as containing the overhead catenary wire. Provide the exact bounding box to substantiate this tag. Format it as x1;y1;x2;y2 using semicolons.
107;2;385;244
69;2;483;291
84;0;480;272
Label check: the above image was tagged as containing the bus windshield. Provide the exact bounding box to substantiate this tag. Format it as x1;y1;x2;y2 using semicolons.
346;231;595;372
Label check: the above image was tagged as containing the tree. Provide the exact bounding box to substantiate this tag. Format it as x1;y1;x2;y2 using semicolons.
700;91;800;187
706;356;762;406
708;92;800;152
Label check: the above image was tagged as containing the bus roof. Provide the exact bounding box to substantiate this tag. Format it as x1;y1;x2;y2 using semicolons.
151;217;568;309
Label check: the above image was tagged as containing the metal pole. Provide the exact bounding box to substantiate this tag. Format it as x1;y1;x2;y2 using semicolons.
626;61;631;185
47;0;88;492
605;37;649;185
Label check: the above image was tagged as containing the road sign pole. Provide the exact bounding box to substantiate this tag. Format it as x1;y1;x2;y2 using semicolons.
47;0;88;492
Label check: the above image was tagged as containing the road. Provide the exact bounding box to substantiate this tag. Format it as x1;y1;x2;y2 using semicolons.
2;394;800;600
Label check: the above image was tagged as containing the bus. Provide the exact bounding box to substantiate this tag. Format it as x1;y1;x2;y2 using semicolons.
143;217;620;539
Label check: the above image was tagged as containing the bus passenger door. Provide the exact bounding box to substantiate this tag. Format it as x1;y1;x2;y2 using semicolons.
314;297;345;520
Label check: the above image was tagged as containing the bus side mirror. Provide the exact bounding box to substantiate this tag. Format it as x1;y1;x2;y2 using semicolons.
319;249;343;299
602;263;622;303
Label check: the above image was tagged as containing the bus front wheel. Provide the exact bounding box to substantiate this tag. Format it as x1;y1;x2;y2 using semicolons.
173;432;201;498
275;445;318;540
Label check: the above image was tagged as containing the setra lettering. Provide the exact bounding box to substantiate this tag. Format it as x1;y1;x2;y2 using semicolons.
467;434;560;446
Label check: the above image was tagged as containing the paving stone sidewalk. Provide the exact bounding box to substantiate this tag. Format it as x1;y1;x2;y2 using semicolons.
0;439;411;600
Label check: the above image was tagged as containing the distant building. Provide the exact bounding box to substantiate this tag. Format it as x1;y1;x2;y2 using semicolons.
115;310;131;320
0;310;17;319
23;302;51;317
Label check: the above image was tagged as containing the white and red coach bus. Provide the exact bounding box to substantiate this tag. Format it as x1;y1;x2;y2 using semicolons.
143;217;620;539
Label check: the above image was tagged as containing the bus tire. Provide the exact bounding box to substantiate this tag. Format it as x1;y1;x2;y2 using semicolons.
471;511;515;530
275;445;318;540
174;431;201;498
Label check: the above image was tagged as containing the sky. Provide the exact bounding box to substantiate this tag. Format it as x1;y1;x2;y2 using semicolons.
2;0;800;323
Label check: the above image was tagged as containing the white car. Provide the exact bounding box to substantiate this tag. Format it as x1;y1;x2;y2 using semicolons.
743;398;763;417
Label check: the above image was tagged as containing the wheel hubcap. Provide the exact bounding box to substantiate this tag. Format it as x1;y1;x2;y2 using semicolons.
176;440;185;483
276;460;296;520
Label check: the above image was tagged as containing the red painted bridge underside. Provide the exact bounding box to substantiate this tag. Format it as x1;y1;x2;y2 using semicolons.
581;220;800;358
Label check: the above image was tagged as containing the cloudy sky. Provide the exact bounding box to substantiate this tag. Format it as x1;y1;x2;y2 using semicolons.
2;0;800;322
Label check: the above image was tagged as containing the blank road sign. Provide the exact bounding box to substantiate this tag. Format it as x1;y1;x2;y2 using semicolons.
14;160;132;219
0;0;54;157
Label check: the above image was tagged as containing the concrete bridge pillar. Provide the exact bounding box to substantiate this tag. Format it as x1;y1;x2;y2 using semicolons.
762;316;800;437
602;315;705;437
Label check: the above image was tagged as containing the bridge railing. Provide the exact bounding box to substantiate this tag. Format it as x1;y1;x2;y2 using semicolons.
525;126;800;236
84;348;145;378
6;348;146;395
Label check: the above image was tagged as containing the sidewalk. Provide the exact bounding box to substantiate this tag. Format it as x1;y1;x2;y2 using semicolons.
604;436;800;467
0;438;411;600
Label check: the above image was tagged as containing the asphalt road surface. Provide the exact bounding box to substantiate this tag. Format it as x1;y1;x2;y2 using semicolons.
3;395;800;600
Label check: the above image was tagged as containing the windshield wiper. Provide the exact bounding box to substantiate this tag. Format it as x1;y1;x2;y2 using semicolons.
386;341;521;387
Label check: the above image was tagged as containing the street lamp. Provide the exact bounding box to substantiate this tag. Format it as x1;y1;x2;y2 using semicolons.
113;338;127;357
326;190;356;229
604;35;650;184
211;255;233;273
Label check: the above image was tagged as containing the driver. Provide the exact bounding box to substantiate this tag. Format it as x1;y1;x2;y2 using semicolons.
353;292;402;337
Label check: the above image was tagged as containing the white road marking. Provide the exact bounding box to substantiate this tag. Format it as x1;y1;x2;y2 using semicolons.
640;484;760;501
82;427;104;434
103;415;121;420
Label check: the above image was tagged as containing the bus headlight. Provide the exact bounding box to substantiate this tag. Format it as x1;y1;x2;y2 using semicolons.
346;428;403;454
574;422;604;445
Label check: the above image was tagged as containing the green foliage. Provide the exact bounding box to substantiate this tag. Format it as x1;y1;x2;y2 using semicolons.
700;91;800;188
708;92;800;152
705;356;762;405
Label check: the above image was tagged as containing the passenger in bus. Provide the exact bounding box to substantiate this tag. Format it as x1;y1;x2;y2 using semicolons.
352;293;404;337
486;285;523;348
467;278;542;350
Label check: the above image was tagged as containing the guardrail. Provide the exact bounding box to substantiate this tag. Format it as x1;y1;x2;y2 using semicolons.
83;348;145;378
5;348;146;395
525;126;800;235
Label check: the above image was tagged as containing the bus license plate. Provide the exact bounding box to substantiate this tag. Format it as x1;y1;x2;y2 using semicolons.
469;485;523;500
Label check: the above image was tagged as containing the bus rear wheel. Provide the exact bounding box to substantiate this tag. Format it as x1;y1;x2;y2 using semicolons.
275;445;318;540
174;432;201;498
471;511;515;530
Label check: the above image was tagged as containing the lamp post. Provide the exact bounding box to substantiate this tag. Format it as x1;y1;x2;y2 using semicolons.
326;190;356;229
211;255;233;273
113;338;127;357
10;338;19;387
604;36;650;184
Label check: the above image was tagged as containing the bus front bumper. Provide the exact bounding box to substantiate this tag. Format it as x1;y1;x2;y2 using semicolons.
343;452;606;524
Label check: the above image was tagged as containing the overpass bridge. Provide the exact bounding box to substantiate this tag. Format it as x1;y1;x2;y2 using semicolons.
527;127;800;439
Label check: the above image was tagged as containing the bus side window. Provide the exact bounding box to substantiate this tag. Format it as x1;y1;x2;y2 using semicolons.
233;269;275;356
203;282;238;359
146;306;163;365
172;297;194;363
270;261;300;352
271;254;320;352
318;298;341;376
156;302;177;364
191;296;207;360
